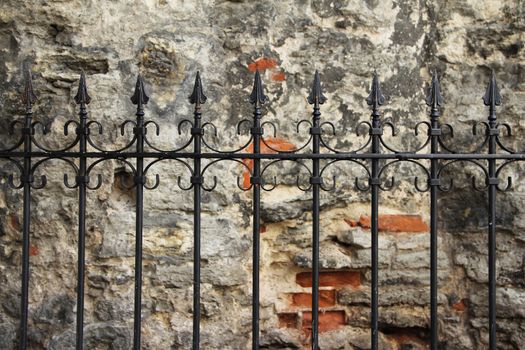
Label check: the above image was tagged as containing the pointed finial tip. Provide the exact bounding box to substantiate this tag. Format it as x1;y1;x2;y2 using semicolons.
426;70;443;107
22;68;37;106
249;69;267;105
189;71;207;105
307;70;327;105
74;71;91;105
366;71;385;107
482;69;501;107
131;73;150;106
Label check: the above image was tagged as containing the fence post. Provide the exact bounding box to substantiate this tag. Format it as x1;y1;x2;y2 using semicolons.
483;70;501;350
366;72;384;350
249;70;266;350
189;72;206;349
130;75;149;350
307;70;326;349
426;71;443;350
19;68;37;350
73;72;91;350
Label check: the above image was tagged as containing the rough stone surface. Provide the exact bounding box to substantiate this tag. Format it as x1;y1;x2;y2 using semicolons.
0;1;524;349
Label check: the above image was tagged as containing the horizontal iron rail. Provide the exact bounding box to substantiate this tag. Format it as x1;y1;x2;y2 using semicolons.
2;151;525;160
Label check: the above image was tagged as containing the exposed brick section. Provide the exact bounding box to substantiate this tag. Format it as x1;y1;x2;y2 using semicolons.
271;70;286;81
248;58;278;72
290;290;336;308
278;312;298;328
29;245;39;256
242;137;296;188
302;310;346;333
344;218;358;227
296;271;360;288
358;214;429;233
452;298;468;311
9;214;20;231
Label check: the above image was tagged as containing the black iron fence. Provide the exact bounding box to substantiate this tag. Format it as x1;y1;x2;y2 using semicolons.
1;67;519;350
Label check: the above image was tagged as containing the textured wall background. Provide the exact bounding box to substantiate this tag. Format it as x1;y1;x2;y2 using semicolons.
0;0;524;349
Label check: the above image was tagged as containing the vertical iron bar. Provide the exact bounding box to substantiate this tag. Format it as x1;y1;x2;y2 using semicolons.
252;140;260;350
483;71;501;350
189;72;206;350
366;72;384;350
131;75;149;350
307;71;326;350
311;118;320;348
249;70;266;350
19;69;36;350
429;105;439;350
488;161;496;350
193;136;201;350
426;72;443;350
311;96;321;350
74;72;91;350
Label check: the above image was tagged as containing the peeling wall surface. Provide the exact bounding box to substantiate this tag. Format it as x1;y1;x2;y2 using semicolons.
0;1;524;349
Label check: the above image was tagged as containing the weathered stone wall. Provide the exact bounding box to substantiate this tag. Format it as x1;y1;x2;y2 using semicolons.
0;0;524;349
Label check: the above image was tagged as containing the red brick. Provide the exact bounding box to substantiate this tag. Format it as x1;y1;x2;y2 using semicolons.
9;214;20;231
29;245;39;256
248;58;278;72
296;271;360;288
278;312;298;328
358;214;429;233
290;290;336;308
302;310;345;333
452;298;468;311
344;218;358;227
260;225;267;233
271;71;286;81
242;137;296;188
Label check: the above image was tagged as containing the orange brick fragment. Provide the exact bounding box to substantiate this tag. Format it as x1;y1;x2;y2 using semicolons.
296;271;360;288
344;218;358;227
290;290;336;308
302;310;345;333
242;137;296;188
358;214;429;232
29;245;39;256
452;298;468;311
278;312;298;328
248;58;278;72
271;71;286;81
9;214;20;231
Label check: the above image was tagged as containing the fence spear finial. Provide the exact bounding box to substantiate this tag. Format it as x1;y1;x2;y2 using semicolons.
307;70;327;106
482;70;501;112
131;74;149;107
189;71;207;105
74;71;91;105
249;69;267;106
426;71;443;110
366;71;385;113
22;68;37;110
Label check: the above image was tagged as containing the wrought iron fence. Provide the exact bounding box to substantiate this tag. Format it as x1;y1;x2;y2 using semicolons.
1;67;520;350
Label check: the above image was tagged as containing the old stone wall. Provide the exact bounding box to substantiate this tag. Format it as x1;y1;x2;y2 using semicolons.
0;0;524;349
